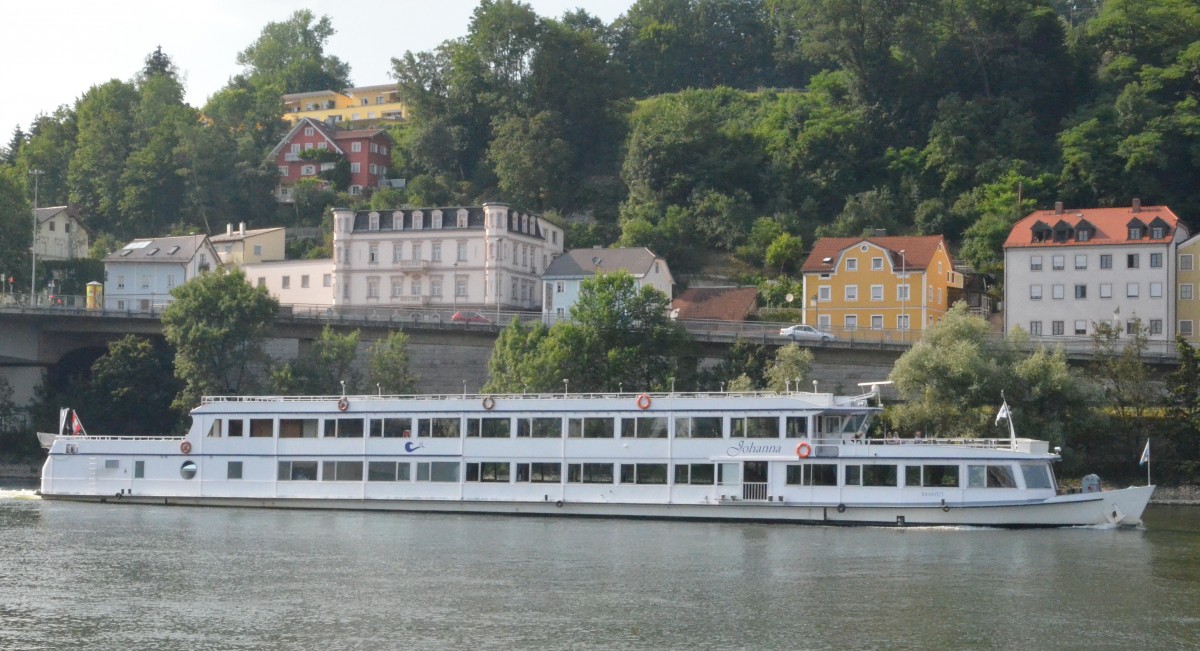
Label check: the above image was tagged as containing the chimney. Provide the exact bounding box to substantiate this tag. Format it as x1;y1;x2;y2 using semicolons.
1054;201;1063;214
226;223;232;236
1132;198;1141;213
239;222;246;236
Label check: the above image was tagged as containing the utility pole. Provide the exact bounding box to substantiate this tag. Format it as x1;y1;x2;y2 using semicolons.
29;169;43;298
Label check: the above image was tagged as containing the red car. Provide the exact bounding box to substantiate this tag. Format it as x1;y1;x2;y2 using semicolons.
451;311;491;324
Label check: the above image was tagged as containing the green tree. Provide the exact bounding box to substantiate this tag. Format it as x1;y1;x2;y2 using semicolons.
88;335;180;435
161;269;279;410
1164;335;1200;482
272;326;361;395
1088;318;1158;459
367;331;419;395
236;9;352;93
764;233;805;274
765;343;814;392
0;167;31;291
483;319;552;393
487;111;573;210
67;80;139;235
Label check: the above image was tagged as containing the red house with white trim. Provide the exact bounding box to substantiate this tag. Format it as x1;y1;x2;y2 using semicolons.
270;117;394;202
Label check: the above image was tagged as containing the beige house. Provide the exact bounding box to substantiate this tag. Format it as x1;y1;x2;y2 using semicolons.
211;223;286;266
240;259;335;307
35;206;89;260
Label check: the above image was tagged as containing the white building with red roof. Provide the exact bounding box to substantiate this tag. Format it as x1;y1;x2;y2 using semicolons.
1002;200;1188;340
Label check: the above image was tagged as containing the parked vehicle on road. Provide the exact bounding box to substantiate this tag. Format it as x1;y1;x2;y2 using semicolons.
779;324;836;342
451;310;491;324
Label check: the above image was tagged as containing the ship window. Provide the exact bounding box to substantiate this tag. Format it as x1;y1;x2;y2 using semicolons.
278;460;317;481
516;417;561;438
785;417;808;436
567;463;614;483
280;418;319;438
621;417;667;438
250;419;273;437
862;465;898;486
322;461;364;481
567;417;615;438
844;465;861;486
465;462;510;482
620;463;668;484
324;417;364;438
731;416;778;438
1021;464;1053;489
370;418;412;438
180;461;198;480
909;465;959;487
368;461;411;481
227;461;242;480
416;461;460;482
228;420;245;437
674;463;716;485
515;462;562;482
467;418;511;438
785;464;838;486
207;419;222;437
674;416;722;438
968;464;1017;488
417;418;460;438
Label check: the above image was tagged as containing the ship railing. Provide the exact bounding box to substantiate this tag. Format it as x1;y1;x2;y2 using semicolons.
814;436;1019;450
38;434;183;444
742;482;769;501
199;390;874;405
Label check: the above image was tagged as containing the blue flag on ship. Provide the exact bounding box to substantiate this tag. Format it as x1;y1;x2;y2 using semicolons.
1139;440;1150;466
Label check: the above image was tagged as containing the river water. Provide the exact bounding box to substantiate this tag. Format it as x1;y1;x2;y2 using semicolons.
1;488;1197;650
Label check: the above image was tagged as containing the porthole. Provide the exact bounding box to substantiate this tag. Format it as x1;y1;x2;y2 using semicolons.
180;461;198;480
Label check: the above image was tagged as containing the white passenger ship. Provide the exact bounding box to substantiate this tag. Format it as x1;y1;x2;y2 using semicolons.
37;390;1153;527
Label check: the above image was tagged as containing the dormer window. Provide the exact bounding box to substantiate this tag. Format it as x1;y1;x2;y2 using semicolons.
146;248;159;256
432;210;443;229
1076;229;1090;242
457;209;469;228
393;213;403;230
369;212;380;231
413;211;423;230
1152;227;1164;239
1129;227;1142;239
168;246;180;254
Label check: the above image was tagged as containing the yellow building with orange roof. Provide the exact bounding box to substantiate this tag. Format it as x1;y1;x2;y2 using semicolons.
800;235;962;342
281;85;408;125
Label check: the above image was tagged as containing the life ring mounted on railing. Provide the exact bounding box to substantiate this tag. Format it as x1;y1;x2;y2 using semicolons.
337;397;350;412
482;396;496;410
636;394;652;410
180;440;192;455
796;441;812;459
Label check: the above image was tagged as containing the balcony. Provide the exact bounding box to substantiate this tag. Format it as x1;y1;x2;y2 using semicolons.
396;295;428;305
396;260;429;270
284;153;300;162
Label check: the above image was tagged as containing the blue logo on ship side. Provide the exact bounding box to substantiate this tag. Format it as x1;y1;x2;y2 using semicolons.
404;441;424;453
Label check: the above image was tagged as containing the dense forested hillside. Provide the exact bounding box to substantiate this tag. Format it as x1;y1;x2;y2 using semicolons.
2;0;1200;288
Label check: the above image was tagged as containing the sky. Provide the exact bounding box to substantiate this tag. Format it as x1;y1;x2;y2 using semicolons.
3;0;633;138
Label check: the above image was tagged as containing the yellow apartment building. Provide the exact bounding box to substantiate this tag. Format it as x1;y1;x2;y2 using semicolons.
281;85;408;125
210;223;286;267
1177;234;1200;341
800;235;962;342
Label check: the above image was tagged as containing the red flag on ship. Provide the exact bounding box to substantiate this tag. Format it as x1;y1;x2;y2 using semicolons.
71;411;83;436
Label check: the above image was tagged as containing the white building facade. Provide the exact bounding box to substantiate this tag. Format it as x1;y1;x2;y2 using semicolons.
102;234;218;311
330;203;564;311
240;259;336;306
35;206;90;260
1003;202;1187;341
541;248;674;322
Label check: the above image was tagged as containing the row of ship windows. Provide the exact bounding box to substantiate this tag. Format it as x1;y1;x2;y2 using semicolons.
204;415;863;439
1028;253;1165;270
218;460;1050;489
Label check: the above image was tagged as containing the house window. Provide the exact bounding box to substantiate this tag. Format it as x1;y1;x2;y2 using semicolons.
1030;256;1043;271
871;315;884;330
456;276;468;298
350;162;361;174
430;277;442;297
369;245;379;264
304;127;314;136
556;281;564;293
818;286;831;302
349;185;362;196
431;242;442;262
897;314;910;330
1150;253;1163;268
897;284;910;301
301;165;316;176
844;315;858;330
1076;230;1090;242
117;275;125;289
413;213;423;229
1127;283;1140;297
1030;285;1043;300
432;211;443;229
1074;320;1087;335
1074;284;1087;299
412;243;422;260
1029;321;1042;336
1074;255;1087;270
457;209;468;228
1150;282;1163;298
281;276;290;289
1052;321;1064;336
1152;227;1164;239
845;285;858;301
1129;227;1142;239
394;214;404;230
1180;321;1194;337
1127;254;1140;268
257;277;266;288
1052;284;1064;300
367;277;380;299
140;275;150;289
457;242;468;261
846;258;858;272
351;142;362;153
1100;283;1112;298
872;257;883;270
1100;254;1112;269
278;166;289;177
1051;255;1065;270
323;274;332;287
1182;284;1194;300
253;245;262;256
391;277;404;297
1150;319;1163;335
870;285;884;301
301;275;310;288
411;278;422;296
317;142;327;150
1181;255;1194;271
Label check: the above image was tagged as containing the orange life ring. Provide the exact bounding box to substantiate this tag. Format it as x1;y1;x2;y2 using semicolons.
180;440;192;455
482;396;496;410
636;394;652;410
337;397;350;412
796;441;812;459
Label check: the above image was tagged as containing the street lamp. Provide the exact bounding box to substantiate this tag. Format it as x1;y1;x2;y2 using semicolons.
899;249;907;342
29;169;43;297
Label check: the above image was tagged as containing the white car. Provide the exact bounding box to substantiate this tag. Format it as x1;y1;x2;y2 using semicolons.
779;324;836;342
